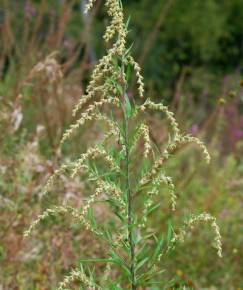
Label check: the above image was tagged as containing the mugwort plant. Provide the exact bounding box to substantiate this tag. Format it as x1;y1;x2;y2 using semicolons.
25;0;222;289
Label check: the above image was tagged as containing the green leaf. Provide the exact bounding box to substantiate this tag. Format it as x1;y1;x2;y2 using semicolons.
117;149;126;161
150;234;164;267
146;203;161;216
125;94;132;118
125;63;132;82
108;284;123;290
135;257;149;272
108;250;131;278
112;58;119;69
167;220;173;246
136;243;148;260
117;84;123;96
125;15;131;30
124;43;134;58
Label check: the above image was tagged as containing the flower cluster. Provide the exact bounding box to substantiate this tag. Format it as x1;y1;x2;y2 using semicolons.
126;56;144;98
59;267;96;290
72;0;129;121
96;179;126;212
62;97;120;144
140;173;177;228
84;0;97;13
131;123;151;158
24;205;93;237
140;133;210;185
140;99;180;138
71;146;119;177
172;213;222;257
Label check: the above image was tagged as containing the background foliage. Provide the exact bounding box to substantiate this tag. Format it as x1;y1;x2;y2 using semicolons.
0;0;242;289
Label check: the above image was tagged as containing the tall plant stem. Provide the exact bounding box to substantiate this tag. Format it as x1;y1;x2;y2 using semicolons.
121;62;136;290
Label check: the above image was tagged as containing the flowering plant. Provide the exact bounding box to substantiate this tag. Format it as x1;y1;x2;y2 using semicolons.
25;1;222;289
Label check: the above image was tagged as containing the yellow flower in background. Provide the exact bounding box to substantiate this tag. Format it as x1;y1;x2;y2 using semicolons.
176;269;183;277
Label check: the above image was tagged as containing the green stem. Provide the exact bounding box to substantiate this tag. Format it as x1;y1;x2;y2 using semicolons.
121;62;136;290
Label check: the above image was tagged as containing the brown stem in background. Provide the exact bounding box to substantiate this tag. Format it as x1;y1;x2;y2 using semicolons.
138;0;172;67
28;0;46;54
37;80;54;149
198;97;222;138
53;82;66;136
171;66;189;110
55;0;76;47
131;0;172;93
79;0;102;80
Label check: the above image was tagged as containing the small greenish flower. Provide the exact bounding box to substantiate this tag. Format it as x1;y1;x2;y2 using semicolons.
219;97;226;105
228;90;236;98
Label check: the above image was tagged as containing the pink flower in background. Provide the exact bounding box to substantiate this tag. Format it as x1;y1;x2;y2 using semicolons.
127;91;134;99
225;102;243;142
188;124;199;135
234;129;243;140
24;1;36;19
63;39;71;49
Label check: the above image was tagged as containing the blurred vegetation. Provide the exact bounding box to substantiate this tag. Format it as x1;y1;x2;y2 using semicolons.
0;0;242;289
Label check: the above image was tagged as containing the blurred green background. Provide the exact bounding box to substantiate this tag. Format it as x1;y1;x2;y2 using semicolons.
0;0;242;289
